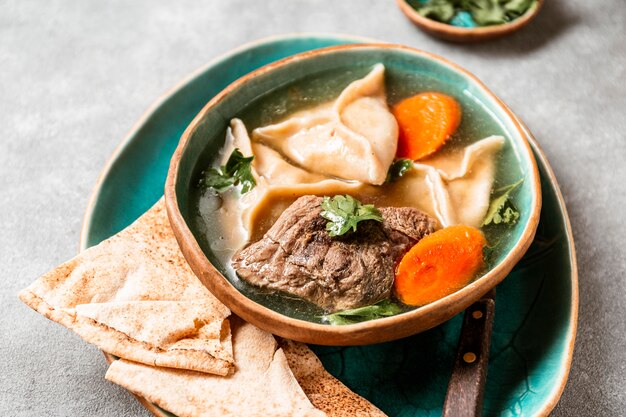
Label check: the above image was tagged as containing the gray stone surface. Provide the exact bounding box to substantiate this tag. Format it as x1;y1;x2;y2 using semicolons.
1;0;624;415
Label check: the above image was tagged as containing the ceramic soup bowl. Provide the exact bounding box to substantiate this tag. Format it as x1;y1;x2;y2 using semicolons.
165;43;541;345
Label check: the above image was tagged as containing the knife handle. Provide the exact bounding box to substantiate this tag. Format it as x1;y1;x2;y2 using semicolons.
442;290;496;417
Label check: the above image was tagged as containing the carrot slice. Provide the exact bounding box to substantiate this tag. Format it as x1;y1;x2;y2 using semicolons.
394;225;486;306
392;92;462;160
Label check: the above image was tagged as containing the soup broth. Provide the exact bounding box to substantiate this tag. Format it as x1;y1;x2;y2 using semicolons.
190;66;525;323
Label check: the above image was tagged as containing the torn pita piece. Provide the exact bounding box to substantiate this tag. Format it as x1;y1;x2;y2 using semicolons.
106;318;326;417
18;198;234;376
279;340;386;417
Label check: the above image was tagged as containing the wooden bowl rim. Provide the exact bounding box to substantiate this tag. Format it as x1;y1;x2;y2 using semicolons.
395;0;544;41
164;43;542;345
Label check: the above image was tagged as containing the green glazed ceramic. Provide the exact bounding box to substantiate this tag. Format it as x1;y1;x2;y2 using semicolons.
80;34;576;417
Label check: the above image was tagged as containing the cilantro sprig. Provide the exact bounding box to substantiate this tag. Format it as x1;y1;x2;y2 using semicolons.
320;195;383;237
198;148;256;194
482;178;523;227
322;300;403;325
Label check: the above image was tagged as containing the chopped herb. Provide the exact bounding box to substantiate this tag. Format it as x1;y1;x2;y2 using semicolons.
503;0;536;17
415;0;456;22
468;0;509;25
412;0;537;27
198;148;256;194
482;244;495;263
322;300;403;325
320;195;383;237
500;206;521;224
385;159;414;183
482;179;523;226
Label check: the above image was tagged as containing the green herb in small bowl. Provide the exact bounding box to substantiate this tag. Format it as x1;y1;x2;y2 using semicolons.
413;0;538;27
397;0;543;42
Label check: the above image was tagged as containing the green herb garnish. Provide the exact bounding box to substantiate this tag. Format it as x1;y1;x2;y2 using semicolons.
322;300;403;325
320;195;383;237
412;0;537;26
385;159;414;183
198;148;256;194
482;179;523;226
482;244;495;264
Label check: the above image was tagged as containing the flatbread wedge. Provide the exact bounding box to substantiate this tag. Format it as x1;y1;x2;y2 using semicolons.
105;318;326;417
18;198;234;375
280;340;387;417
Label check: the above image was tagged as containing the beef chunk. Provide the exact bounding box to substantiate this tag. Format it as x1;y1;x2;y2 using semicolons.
232;195;436;312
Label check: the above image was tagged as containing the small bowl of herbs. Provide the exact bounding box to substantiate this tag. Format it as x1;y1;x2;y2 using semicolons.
396;0;543;42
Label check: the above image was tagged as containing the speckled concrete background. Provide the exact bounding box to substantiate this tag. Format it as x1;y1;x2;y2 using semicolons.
1;0;624;415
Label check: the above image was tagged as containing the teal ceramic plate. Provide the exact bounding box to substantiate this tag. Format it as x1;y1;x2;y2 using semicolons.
80;34;577;417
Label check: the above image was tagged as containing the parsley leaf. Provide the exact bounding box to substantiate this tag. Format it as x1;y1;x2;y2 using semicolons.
198;148;256;194
482;178;523;226
322;300;403;325
320;195;383;237
385;159;413;183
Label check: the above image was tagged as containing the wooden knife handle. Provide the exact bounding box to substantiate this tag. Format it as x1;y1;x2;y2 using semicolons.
442;290;496;417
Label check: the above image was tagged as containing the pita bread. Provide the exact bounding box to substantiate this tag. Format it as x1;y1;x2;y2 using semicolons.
280;340;386;417
19;198;234;376
106;318;326;417
19;198;386;414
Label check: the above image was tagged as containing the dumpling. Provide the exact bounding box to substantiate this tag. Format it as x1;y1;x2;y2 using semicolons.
419;135;505;227
207;119;335;252
242;136;505;238
198;121;261;258
366;136;504;228
252;64;398;185
230;119;327;185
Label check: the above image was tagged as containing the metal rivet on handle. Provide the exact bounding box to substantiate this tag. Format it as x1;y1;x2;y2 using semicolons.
472;310;483;319
463;352;477;363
